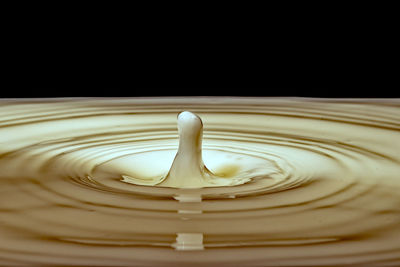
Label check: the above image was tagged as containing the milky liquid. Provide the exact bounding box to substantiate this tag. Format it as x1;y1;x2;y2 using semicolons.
123;110;256;188
0;97;399;266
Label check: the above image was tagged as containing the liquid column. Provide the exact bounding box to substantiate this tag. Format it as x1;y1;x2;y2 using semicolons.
160;111;214;188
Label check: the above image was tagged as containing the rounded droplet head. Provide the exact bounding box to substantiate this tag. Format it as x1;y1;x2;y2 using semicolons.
177;111;203;138
158;111;251;188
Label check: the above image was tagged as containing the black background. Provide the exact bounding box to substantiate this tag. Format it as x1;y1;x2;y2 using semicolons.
2;6;397;99
4;44;395;98
3;61;396;98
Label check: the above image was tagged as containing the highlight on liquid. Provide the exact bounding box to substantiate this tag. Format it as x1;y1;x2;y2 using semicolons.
123;110;255;188
0;97;399;266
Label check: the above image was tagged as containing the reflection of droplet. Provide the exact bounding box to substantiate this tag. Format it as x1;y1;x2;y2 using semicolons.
172;233;204;251
173;193;202;203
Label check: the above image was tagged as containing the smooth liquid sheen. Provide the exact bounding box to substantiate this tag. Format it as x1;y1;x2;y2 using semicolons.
123;111;255;188
0;97;399;266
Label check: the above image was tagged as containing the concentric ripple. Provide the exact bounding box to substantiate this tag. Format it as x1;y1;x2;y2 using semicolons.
0;97;399;266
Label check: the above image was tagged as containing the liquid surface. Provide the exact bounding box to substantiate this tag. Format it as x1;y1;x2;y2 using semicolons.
123;110;256;188
0;97;399;266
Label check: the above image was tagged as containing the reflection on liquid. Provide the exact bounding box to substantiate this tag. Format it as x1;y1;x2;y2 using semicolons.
0;97;399;266
123;110;258;188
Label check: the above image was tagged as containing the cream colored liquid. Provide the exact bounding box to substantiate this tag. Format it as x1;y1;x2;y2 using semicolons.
0;97;399;266
123;110;254;188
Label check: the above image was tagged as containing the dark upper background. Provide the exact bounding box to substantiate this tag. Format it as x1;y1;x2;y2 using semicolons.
3;76;397;98
3;60;397;98
4;42;396;98
3;6;396;99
